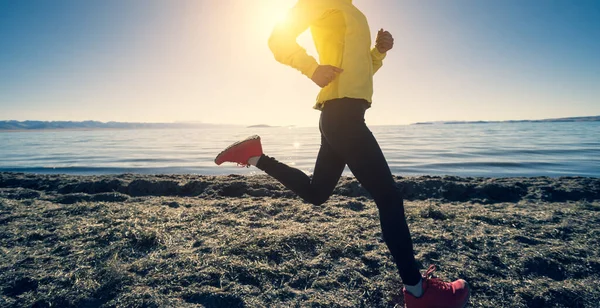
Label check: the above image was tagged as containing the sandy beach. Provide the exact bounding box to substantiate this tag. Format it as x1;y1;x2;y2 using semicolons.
1;172;599;307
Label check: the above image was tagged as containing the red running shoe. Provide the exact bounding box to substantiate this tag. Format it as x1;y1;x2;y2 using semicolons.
214;135;263;167
403;265;470;308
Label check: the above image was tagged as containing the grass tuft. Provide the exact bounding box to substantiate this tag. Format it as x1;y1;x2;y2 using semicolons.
1;173;599;307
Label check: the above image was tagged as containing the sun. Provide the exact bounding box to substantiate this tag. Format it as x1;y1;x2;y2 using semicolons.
255;0;294;30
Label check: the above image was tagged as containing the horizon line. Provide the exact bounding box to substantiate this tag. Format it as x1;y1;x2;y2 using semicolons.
1;114;599;126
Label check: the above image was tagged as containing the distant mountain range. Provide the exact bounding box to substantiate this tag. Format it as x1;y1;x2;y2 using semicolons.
0;120;227;131
246;124;276;128
1;116;599;131
412;116;600;125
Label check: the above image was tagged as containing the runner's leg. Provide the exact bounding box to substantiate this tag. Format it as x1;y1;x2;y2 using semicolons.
320;98;422;285
256;118;345;205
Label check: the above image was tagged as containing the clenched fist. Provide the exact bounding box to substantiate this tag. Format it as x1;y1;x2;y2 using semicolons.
311;65;344;88
375;29;394;53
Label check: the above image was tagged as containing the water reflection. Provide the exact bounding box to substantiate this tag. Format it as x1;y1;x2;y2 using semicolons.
0;122;599;177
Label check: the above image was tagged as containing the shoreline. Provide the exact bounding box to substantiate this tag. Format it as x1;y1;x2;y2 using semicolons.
1;172;598;203
1;172;599;307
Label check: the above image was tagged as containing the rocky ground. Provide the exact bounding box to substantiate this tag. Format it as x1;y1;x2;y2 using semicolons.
0;173;599;307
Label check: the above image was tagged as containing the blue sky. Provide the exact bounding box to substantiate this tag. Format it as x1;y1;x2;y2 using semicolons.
1;0;599;126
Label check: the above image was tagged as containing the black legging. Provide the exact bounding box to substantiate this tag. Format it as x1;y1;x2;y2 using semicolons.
256;97;422;285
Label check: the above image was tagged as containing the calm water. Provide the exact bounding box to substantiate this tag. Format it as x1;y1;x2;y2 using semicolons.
1;122;599;177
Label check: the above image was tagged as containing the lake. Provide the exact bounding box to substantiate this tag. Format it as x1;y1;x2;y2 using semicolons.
1;122;599;177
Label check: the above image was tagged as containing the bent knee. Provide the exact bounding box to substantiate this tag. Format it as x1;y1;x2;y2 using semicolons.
309;194;330;206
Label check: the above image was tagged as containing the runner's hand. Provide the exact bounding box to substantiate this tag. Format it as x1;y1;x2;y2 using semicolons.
311;65;343;88
376;29;394;53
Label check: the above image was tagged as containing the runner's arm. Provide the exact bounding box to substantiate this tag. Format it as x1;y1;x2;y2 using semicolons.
371;47;387;75
268;0;321;79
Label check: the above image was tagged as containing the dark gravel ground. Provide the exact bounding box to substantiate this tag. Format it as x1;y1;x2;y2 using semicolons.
1;173;599;307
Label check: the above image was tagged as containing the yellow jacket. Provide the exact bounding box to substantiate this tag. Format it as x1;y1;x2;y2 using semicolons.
268;0;386;110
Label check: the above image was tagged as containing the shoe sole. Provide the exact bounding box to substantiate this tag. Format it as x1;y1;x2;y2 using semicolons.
214;135;261;165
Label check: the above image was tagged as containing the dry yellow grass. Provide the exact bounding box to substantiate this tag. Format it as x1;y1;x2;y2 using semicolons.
1;173;599;307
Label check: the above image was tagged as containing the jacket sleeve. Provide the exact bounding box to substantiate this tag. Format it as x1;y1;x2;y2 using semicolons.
268;0;321;79
370;47;387;75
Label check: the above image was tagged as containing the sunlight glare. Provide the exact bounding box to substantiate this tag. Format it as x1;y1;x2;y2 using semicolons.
255;0;294;32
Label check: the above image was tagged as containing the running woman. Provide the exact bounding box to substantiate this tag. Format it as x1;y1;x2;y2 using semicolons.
215;1;469;307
